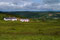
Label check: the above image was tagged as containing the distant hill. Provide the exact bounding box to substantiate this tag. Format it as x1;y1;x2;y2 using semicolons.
0;11;60;19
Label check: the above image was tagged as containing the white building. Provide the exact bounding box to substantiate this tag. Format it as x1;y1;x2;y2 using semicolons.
20;19;30;22
4;17;17;21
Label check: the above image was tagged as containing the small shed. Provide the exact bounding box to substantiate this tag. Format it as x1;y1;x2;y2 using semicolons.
4;17;17;21
20;19;30;22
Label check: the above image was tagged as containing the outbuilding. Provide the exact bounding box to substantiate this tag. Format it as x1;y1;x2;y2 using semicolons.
4;17;17;21
20;19;30;22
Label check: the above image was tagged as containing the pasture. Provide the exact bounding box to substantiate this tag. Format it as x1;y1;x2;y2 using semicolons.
0;19;60;40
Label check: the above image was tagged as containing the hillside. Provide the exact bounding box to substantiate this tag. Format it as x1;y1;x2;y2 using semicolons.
0;11;60;40
0;11;60;19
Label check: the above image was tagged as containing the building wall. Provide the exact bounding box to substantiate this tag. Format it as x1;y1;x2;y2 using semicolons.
20;19;29;22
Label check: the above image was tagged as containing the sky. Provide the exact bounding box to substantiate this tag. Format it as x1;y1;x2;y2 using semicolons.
0;0;60;11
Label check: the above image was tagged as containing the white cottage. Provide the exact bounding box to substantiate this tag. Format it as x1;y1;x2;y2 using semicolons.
20;19;30;22
4;17;17;21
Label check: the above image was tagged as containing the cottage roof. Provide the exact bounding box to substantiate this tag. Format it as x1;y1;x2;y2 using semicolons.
4;17;17;19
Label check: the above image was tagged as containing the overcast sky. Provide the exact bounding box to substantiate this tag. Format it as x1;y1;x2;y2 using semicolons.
0;0;60;11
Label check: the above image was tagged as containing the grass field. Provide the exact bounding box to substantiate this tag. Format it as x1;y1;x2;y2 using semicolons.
0;19;60;40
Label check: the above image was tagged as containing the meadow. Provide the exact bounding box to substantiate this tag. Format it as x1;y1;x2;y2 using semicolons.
0;19;60;40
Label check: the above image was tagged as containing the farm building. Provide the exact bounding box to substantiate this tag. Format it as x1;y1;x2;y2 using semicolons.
20;19;30;22
4;17;17;21
4;17;30;22
49;13;53;16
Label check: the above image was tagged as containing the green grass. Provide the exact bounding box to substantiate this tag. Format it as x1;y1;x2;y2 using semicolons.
0;20;60;40
0;34;60;40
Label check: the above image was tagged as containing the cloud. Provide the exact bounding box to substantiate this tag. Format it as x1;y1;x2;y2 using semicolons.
0;0;60;11
0;1;32;8
39;0;60;11
43;0;60;4
0;0;41;11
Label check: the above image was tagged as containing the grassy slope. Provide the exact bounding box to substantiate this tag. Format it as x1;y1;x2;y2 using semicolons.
0;20;60;34
0;20;60;40
0;13;60;40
